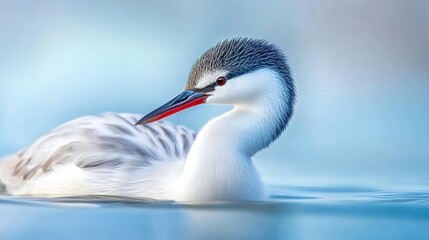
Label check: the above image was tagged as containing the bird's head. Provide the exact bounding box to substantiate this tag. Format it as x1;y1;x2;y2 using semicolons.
136;38;295;126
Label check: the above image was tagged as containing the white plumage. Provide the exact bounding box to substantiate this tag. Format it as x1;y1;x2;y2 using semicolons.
0;113;195;199
0;38;296;201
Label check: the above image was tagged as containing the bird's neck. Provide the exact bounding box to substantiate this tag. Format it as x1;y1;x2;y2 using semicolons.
174;76;289;201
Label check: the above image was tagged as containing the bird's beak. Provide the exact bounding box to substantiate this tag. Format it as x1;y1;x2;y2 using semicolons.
135;90;208;125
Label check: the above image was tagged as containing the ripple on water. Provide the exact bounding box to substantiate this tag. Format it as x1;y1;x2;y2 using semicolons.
1;185;429;240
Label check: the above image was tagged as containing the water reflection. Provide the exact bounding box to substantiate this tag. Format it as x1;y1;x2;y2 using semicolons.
182;203;292;240
1;185;429;240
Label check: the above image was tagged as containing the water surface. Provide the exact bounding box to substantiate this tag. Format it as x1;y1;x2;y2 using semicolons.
1;185;428;240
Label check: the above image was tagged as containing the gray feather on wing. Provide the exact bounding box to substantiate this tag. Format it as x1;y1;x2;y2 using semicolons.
0;113;196;189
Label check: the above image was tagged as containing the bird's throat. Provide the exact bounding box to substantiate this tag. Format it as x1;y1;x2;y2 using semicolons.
173;110;267;201
174;106;284;201
173;70;291;201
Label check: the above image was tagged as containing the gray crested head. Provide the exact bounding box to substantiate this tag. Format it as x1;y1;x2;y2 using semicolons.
186;38;294;92
186;37;296;142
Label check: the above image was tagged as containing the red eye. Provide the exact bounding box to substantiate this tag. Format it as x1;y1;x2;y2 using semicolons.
216;76;227;86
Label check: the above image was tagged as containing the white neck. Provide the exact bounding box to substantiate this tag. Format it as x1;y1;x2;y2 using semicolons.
173;69;289;201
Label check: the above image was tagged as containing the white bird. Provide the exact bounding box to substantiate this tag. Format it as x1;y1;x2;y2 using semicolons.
0;38;295;201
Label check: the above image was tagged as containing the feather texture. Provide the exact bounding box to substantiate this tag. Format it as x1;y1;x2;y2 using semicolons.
0;113;195;199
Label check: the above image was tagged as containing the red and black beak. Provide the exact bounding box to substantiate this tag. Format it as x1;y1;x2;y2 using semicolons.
135;90;208;125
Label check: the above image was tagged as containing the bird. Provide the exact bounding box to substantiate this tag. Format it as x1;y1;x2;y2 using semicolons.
0;38;295;201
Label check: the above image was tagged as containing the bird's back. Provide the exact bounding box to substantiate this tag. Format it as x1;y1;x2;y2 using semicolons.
0;113;196;199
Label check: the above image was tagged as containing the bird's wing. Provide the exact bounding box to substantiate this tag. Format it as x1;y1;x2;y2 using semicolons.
0;113;196;194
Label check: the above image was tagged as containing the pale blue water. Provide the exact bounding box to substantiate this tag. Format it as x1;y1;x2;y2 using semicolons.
1;185;428;240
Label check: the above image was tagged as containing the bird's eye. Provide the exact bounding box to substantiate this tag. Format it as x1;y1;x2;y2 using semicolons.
216;77;227;86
